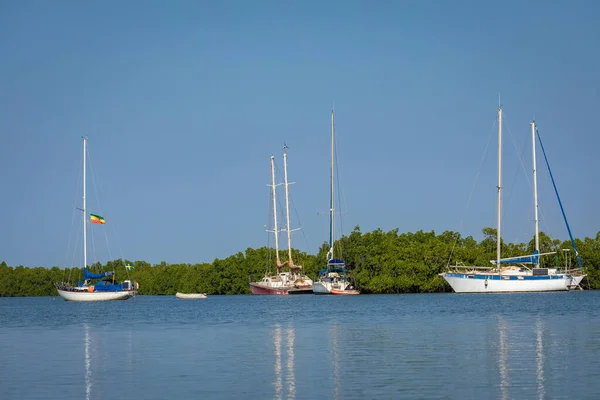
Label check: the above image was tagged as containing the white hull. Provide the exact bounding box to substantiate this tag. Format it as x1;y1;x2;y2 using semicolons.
57;288;135;301
312;282;331;294
176;292;207;299
569;275;586;289
443;274;571;293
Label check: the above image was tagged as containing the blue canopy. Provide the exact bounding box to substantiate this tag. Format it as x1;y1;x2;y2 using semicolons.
84;268;114;280
327;258;346;266
491;250;540;265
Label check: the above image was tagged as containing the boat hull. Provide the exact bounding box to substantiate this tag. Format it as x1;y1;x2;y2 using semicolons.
569;274;586;289
312;282;331;295
249;283;289;295
57;288;135;301
287;288;313;295
175;292;207;299
330;289;360;295
442;273;571;293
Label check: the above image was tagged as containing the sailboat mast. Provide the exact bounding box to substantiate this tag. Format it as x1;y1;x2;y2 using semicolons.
82;136;87;271
531;121;540;267
329;109;335;260
270;155;282;267
283;145;294;266
496;107;503;268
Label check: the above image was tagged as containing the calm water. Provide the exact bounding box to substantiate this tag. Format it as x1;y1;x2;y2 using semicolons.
1;292;600;399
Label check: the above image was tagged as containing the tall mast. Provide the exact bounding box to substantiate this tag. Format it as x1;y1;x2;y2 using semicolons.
531;121;540;267
82;136;87;271
496;107;503;268
283;144;294;266
270;155;282;267
329;108;335;261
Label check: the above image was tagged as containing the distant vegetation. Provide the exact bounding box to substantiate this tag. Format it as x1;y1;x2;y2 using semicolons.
2;227;599;297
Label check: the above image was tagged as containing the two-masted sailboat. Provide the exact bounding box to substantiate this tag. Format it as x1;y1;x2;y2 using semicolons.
312;109;359;295
442;107;572;293
54;137;138;301
249;145;313;295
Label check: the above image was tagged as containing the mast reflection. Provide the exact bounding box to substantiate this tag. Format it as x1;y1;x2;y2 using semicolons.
272;323;296;399
331;323;340;400
536;318;545;400
498;317;509;400
84;323;92;400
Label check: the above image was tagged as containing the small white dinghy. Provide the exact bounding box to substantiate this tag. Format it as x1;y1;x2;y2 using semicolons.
175;292;207;299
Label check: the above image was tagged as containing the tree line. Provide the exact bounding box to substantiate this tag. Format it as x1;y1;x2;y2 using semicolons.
1;227;599;297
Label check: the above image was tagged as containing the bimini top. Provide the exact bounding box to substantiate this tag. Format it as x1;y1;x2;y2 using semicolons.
327;258;346;267
319;266;350;275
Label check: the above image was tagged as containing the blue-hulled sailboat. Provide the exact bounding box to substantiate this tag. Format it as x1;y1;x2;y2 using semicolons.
54;137;138;301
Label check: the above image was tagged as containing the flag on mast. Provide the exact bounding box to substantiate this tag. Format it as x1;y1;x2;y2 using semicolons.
90;213;106;224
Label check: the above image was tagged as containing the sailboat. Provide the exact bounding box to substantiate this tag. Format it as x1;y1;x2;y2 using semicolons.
442;107;572;293
54;137;138;301
312;109;359;295
249;145;313;295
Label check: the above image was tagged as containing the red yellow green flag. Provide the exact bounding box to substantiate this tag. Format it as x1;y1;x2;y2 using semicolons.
90;213;106;224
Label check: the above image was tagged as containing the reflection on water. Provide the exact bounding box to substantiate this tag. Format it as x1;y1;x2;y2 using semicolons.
286;325;295;399
331;323;340;400
498;316;509;400
273;325;282;399
1;294;599;399
273;324;295;400
84;324;92;400
536;318;545;400
496;315;548;400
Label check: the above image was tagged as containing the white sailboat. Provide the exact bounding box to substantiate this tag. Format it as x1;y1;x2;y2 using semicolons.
55;137;138;301
250;145;313;295
442;107;572;293
313;109;359;295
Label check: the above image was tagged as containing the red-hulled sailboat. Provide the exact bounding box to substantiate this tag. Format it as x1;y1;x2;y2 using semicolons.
249;146;313;295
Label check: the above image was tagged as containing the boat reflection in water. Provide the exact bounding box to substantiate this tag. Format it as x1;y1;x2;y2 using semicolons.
498;317;509;400
536;318;545;400
84;324;92;400
272;323;296;399
496;316;546;400
330;323;341;400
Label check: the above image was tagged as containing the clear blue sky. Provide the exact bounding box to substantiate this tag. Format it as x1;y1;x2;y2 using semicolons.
1;0;599;268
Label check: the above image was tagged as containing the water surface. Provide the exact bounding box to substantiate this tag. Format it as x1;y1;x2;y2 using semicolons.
1;292;599;399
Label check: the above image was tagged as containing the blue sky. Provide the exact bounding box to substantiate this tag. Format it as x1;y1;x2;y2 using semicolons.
1;0;599;268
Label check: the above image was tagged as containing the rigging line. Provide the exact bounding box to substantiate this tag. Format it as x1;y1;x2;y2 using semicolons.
290;196;311;255
334;137;346;259
88;146;128;268
275;155;311;255
65;152;84;269
90;221;97;269
503;115;531;243
265;178;274;275
87;149;113;263
504;116;553;245
536;128;583;269
103;229;113;265
446;118;497;268
68;224;82;283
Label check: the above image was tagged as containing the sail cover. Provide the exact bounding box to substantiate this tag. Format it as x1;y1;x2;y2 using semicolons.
491;250;540;265
84;268;114;280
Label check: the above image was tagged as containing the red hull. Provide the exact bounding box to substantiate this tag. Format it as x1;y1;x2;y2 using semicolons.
330;289;360;295
249;283;289;295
